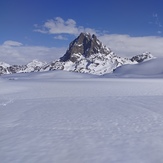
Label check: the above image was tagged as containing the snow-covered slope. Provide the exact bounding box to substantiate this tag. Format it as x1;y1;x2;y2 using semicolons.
46;33;138;75
2;69;97;81
1;72;163;163
0;60;47;75
113;58;163;78
24;60;47;73
0;33;155;76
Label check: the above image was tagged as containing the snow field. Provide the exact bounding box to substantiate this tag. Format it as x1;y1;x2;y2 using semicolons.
1;71;163;163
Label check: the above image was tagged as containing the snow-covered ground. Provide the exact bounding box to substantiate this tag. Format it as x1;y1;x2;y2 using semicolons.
113;58;163;78
1;71;163;163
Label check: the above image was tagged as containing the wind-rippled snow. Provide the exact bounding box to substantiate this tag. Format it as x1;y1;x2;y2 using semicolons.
1;71;163;163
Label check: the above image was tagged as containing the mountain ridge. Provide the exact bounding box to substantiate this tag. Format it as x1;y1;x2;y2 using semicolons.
0;33;154;75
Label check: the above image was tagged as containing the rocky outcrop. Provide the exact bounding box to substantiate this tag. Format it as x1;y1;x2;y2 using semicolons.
131;52;154;63
60;33;111;62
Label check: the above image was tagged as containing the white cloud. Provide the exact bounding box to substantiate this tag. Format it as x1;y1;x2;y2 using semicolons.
0;41;66;65
34;17;97;36
3;40;23;47
99;34;163;57
54;35;68;40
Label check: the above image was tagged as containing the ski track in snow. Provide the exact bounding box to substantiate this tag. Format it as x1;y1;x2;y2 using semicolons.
1;73;163;163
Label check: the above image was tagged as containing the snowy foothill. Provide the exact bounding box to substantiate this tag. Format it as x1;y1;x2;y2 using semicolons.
113;58;163;78
1;70;163;163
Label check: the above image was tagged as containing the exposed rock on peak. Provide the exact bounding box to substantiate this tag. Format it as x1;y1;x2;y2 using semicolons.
48;32;135;75
60;32;111;62
131;52;154;63
0;62;11;75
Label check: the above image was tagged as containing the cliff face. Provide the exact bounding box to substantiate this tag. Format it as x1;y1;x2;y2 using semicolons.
60;33;111;62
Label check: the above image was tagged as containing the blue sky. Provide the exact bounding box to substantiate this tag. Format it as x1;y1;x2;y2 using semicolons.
1;0;163;64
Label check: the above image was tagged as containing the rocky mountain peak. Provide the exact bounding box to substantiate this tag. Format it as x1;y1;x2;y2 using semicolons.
60;32;111;62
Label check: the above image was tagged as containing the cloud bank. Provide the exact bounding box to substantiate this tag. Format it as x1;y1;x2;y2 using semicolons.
99;34;163;57
0;42;66;65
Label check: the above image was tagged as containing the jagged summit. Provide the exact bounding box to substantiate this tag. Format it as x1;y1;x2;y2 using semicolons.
60;32;111;62
48;32;135;75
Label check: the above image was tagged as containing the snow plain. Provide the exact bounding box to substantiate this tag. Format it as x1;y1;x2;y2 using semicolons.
1;70;163;163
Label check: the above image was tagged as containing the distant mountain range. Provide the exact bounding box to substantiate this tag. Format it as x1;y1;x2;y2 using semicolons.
0;33;154;75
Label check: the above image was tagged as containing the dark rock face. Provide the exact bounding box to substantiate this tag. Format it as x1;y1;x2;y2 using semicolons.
8;65;26;73
0;66;8;75
131;52;153;63
60;33;111;62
